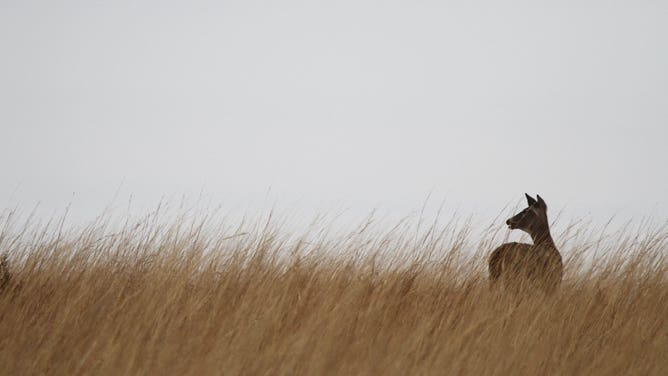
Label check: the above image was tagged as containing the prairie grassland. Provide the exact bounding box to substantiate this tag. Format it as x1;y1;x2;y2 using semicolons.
0;209;666;375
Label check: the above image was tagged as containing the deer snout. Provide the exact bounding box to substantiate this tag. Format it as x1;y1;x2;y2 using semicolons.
506;218;516;229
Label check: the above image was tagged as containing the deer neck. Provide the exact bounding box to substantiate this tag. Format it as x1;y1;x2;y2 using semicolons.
529;218;556;248
530;226;556;248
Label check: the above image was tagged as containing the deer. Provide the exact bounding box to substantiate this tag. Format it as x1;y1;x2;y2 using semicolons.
488;194;563;294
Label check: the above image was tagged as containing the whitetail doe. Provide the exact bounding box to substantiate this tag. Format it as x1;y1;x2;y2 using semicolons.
489;194;563;293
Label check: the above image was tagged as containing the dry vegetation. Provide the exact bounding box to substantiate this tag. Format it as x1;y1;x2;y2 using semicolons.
0;208;666;375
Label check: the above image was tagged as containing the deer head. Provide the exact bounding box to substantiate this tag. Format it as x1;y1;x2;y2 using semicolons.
506;194;550;241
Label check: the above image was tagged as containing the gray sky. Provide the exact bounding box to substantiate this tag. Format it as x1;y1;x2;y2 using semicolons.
1;1;667;228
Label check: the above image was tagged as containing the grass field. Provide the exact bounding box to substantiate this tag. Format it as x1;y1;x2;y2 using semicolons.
0;208;666;375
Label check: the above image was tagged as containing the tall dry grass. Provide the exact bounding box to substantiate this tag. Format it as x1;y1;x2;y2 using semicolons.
0;208;666;375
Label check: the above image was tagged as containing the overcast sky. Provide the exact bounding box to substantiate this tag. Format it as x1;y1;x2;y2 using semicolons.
1;1;666;229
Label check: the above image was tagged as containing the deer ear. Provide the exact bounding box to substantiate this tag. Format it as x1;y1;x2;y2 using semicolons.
536;194;547;209
525;193;537;206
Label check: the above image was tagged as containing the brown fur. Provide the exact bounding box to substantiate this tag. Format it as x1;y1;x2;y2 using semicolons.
489;242;562;293
0;254;11;290
489;194;563;293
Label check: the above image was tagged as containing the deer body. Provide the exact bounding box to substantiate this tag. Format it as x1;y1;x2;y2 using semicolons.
0;254;10;291
489;194;563;293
